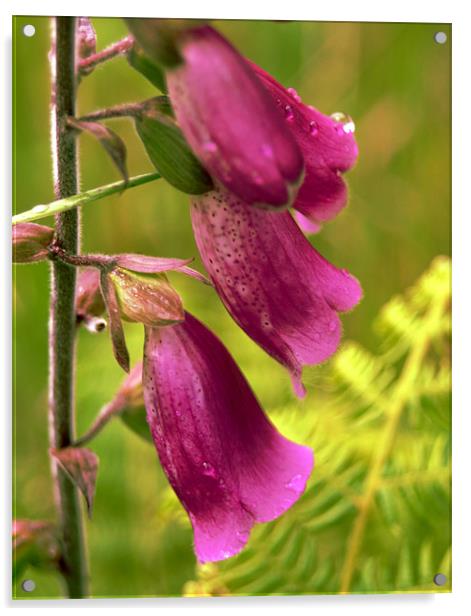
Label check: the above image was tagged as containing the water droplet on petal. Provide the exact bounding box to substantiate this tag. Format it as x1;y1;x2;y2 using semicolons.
284;105;294;122
261;144;274;159
331;112;355;134
331;111;348;123
285;473;305;492
309;120;319;136
343;119;356;134
203;140;218;153
287;87;302;103
313;332;321;342
328;320;337;332
202;461;217;477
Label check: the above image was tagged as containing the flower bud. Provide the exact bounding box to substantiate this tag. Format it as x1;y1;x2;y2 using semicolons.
135;97;213;195
13;520;61;578
12;223;54;264
76;17;97;74
109;267;184;327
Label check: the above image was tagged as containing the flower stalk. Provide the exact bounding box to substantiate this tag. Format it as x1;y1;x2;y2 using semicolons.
78;35;134;73
12;171;161;225
48;17;88;598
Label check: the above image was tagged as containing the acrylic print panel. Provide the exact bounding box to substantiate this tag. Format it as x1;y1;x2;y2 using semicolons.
12;16;451;599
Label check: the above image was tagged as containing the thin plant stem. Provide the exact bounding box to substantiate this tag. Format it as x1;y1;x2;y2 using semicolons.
48;17;88;598
339;294;450;593
76;102;144;122
12;172;161;225
73;399;124;447
79;35;134;73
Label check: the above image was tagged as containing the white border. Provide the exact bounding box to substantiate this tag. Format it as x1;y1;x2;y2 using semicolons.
2;1;470;614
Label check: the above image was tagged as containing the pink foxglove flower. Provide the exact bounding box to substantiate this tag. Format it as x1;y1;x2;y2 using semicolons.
143;312;313;563
191;186;362;396
166;26;304;210
251;63;358;231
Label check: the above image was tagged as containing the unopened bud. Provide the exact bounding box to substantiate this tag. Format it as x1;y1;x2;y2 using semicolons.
135;97;213;195
13;520;61;577
109;267;184;327
77;17;97;72
12;223;54;264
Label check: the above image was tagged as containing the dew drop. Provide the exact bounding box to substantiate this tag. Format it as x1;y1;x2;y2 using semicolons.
202;461;217;477
309;120;319;136
284;105;294;122
261;144;274;159
331;111;348;123
285;473;304;492
287;87;302;103
331;111;356;135
203;140;218;153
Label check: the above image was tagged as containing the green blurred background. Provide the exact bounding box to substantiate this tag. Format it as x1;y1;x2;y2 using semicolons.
13;17;451;598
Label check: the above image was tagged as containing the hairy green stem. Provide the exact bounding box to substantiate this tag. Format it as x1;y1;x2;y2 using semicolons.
76;101;144;122
48;17;88;598
12;172;161;225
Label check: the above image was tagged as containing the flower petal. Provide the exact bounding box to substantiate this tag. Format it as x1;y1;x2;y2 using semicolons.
143;313;313;563
252;63;358;227
167;26;304;209
191;187;362;396
115;254;212;286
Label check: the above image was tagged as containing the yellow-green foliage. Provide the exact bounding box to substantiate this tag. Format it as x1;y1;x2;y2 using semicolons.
158;257;451;596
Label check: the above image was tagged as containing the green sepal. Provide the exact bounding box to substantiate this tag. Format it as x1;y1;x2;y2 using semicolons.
120;404;153;443
128;44;168;93
135;97;213;195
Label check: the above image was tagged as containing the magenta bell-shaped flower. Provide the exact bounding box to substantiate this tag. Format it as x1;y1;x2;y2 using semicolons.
143;312;313;563
191;185;362;397
166;26;304;210
251;62;359;231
